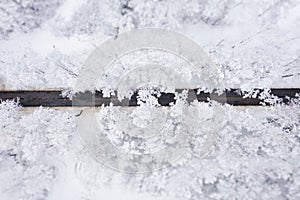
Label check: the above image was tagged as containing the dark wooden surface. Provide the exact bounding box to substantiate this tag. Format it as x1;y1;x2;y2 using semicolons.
0;89;299;107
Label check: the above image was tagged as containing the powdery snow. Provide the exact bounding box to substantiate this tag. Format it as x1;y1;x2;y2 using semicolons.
1;1;300;200
0;0;299;90
0;101;300;199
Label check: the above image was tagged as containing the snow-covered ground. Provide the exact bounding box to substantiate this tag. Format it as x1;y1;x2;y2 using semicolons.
1;0;300;200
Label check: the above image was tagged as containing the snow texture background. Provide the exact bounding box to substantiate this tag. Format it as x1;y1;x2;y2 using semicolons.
0;0;299;90
0;0;300;200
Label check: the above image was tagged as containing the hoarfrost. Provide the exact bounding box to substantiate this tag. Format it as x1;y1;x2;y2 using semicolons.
0;0;299;89
1;0;300;199
1;100;300;199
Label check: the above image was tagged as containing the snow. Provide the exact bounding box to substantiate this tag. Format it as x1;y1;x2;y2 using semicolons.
0;0;300;90
1;102;300;199
1;0;300;199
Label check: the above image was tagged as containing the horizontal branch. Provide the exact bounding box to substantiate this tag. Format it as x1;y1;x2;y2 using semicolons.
0;89;299;107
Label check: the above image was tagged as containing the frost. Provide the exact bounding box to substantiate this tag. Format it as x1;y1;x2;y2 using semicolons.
0;102;75;200
258;89;283;106
1;0;300;199
0;0;299;89
0;0;62;39
0;99;300;199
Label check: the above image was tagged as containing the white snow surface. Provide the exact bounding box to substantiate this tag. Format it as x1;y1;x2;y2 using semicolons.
1;1;300;200
0;0;299;90
0;101;300;200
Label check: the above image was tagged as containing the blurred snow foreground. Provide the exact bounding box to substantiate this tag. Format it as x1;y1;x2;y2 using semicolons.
0;0;300;200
